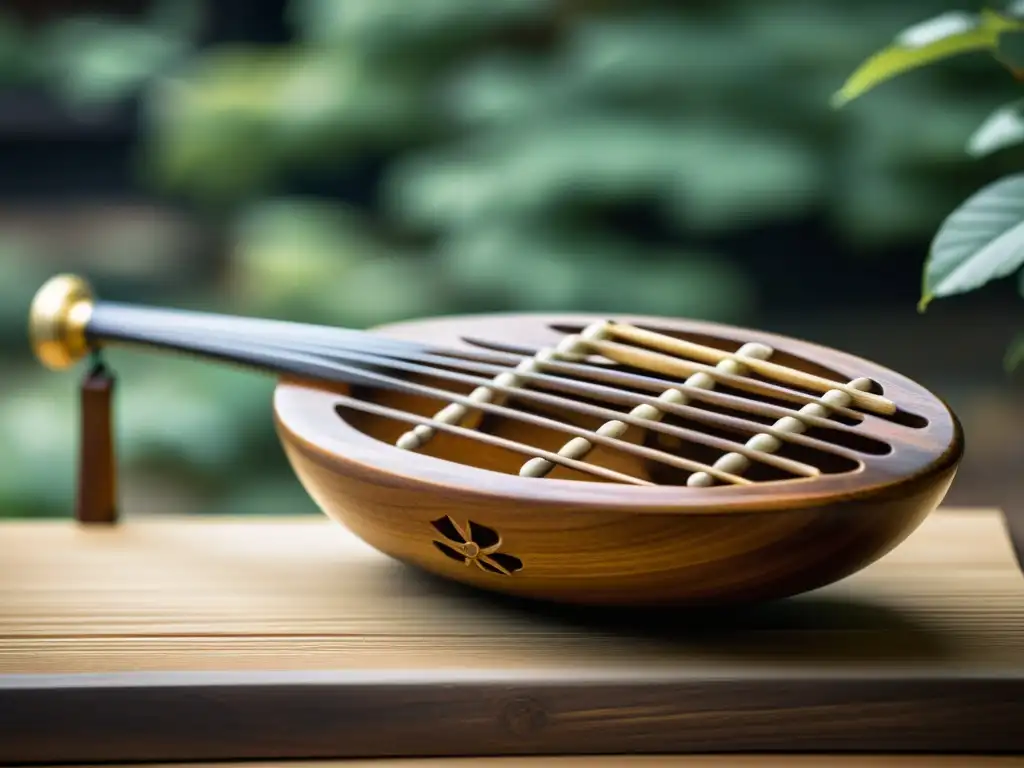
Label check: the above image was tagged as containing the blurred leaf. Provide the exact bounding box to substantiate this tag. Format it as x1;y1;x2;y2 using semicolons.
444;54;561;127
567;18;755;90
388;117;822;234
0;10;29;85
142;47;425;202
833;9;1024;108
385;142;531;230
574;256;755;321
289;0;551;52
271;51;427;163
859;89;1001;166
735;4;937;69
230;198;445;327
230;198;374;314
561;17;787;111
662;125;822;232
967;99;1024;157
1005;332;1024;371
146;0;206;39
117;374;246;468
921;174;1024;310
16;0;1018;520
438;225;578;308
0;237;51;342
833;166;952;244
140;47;293;200
0;355;273;516
387;122;667;230
832;81;996;241
104;351;277;475
331;254;448;328
438;224;755;320
36;2;200;111
996;28;1024;69
0;376;77;513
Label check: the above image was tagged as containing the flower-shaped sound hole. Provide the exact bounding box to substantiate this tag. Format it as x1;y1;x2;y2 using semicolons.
430;516;524;576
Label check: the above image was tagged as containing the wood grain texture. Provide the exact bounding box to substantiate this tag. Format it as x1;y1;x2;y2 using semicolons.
46;760;1024;768
29;278;966;605
271;312;964;606
41;276;966;607
0;508;1022;763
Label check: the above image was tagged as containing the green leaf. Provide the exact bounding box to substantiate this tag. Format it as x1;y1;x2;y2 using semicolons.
967;99;1024;157
832;9;1024;108
920;174;1024;311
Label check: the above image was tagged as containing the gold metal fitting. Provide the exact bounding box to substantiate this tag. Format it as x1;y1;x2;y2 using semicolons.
28;274;96;370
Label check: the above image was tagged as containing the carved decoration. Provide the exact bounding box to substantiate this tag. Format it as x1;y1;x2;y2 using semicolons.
430;516;523;575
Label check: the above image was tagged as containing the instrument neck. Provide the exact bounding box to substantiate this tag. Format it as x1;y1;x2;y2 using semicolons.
88;301;358;349
82;301;415;388
28;275;436;384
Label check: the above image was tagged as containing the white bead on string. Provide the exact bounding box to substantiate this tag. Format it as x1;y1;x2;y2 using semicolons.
395;320;611;451
685;375;876;487
519;340;775;478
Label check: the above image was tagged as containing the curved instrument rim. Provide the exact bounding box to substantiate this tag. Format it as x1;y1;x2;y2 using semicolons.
273;312;964;515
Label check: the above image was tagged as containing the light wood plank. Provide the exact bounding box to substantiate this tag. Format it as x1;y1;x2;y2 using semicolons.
2;508;1022;763
56;759;1024;767
1;508;1021;674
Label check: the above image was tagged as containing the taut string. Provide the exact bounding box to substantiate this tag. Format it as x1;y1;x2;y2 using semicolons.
82;302;893;485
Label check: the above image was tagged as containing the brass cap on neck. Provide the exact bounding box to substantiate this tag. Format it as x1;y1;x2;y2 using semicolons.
29;274;96;370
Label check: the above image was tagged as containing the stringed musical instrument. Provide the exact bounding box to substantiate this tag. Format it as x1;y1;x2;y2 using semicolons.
27;274;963;606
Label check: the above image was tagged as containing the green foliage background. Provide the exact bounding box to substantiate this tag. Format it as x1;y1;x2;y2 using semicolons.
0;0;1019;518
830;3;1024;363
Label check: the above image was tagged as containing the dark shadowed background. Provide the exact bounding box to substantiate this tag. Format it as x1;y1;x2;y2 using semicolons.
0;0;1020;518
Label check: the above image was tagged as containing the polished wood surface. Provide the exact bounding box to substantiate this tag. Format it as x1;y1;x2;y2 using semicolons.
275;312;963;605
75;359;118;524
1;507;1021;763
27;273;968;606
41;760;1024;767
369;312;960;501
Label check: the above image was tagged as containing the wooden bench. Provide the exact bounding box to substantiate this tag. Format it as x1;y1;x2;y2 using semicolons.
2;507;1023;765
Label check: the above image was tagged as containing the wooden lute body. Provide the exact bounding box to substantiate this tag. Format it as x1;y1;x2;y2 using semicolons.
29;275;963;606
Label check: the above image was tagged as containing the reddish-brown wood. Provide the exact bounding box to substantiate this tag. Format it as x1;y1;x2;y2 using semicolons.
75;358;117;525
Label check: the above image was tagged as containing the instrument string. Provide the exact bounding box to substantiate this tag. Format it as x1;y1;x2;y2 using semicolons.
84;304;898;485
98;323;762;484
90;303;891;412
177;328;834;475
329;392;655;486
90;304;869;423
161;327;868;457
